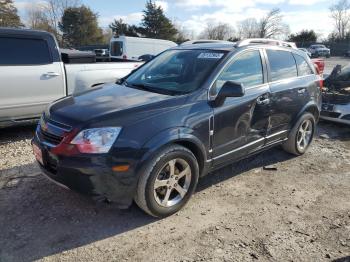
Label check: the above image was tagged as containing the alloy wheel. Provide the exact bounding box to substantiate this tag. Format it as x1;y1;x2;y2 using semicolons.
296;119;313;152
153;158;192;207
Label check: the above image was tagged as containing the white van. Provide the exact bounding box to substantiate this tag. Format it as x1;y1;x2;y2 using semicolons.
110;36;177;61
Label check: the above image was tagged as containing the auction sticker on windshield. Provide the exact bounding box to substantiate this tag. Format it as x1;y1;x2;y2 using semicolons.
198;53;224;59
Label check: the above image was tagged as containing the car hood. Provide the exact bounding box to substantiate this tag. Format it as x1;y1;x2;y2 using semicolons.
47;83;181;126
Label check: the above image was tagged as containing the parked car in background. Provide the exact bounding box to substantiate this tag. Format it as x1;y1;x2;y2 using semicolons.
33;39;322;217
94;49;110;62
309;44;331;58
0;28;142;128
110;36;177;61
321;64;350;124
298;48;312;57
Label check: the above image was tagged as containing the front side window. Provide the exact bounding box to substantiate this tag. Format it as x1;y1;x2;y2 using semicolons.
267;50;297;82
294;54;313;76
0;37;51;65
213;50;263;94
125;49;227;95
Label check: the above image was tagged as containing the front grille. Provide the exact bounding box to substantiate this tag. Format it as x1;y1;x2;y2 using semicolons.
321;111;341;118
38;115;72;146
41;129;63;145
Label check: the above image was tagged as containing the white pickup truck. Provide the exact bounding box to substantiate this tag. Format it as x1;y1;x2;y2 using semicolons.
0;28;143;127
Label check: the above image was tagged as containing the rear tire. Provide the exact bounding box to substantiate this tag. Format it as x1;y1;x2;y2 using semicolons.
135;145;199;218
282;113;315;156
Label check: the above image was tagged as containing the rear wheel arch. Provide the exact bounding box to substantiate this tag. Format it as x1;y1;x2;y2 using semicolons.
305;105;320;122
293;103;320;128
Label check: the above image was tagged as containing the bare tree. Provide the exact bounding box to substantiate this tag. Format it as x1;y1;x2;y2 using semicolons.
330;0;350;39
258;8;289;39
25;2;52;32
237;18;259;39
200;22;234;40
44;0;80;38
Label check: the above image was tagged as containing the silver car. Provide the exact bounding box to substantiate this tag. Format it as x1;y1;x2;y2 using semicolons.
321;65;350;124
309;44;331;58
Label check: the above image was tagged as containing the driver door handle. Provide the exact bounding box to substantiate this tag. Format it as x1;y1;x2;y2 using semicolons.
44;72;60;77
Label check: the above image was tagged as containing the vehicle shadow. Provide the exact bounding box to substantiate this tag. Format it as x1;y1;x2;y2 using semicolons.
0;161;157;261
197;146;293;192
0;146;294;261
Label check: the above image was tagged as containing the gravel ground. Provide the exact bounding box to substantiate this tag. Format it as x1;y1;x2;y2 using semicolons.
0;121;349;262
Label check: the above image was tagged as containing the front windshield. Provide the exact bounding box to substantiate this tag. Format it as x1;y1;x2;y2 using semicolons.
125;49;227;95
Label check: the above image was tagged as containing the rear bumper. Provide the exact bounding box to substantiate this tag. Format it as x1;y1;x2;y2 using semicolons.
32;135;139;208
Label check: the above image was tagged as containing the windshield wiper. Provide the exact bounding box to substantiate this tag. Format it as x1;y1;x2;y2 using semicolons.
125;82;179;96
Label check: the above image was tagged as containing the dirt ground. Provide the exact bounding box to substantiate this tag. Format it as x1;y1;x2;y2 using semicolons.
0;120;349;262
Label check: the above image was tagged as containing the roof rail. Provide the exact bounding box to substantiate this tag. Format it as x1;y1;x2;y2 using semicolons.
236;38;297;49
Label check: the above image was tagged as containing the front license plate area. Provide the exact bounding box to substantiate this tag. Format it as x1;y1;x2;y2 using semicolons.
32;143;44;165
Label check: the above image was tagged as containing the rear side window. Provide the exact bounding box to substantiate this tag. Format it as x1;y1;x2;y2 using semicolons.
267;50;297;82
110;41;123;56
0;37;52;65
215;50;263;90
294;54;313;76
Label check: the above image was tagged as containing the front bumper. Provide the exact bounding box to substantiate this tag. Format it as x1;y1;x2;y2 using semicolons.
32;133;139;208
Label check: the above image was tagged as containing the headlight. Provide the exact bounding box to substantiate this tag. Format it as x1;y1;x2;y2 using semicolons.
71;127;122;153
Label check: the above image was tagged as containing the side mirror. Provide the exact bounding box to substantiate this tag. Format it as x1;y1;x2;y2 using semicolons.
218;80;245;98
214;81;245;106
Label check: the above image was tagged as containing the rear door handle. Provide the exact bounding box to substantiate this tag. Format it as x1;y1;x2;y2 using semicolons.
257;97;270;105
44;72;60;77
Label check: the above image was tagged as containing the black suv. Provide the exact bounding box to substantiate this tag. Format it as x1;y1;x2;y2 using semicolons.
32;41;322;217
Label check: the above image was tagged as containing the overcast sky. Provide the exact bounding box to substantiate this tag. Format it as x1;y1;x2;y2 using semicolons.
14;0;335;39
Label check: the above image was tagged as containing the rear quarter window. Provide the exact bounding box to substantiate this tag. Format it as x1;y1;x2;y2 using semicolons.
0;37;52;65
267;49;297;82
293;54;313;76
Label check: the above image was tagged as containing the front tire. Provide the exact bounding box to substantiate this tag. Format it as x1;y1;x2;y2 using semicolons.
282;113;315;155
135;145;199;218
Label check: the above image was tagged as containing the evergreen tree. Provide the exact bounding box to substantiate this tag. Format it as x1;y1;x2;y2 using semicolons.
288;30;318;44
59;5;104;47
139;1;177;41
0;0;23;28
109;18;139;37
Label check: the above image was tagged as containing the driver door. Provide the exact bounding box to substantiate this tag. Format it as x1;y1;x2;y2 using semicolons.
211;49;271;167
